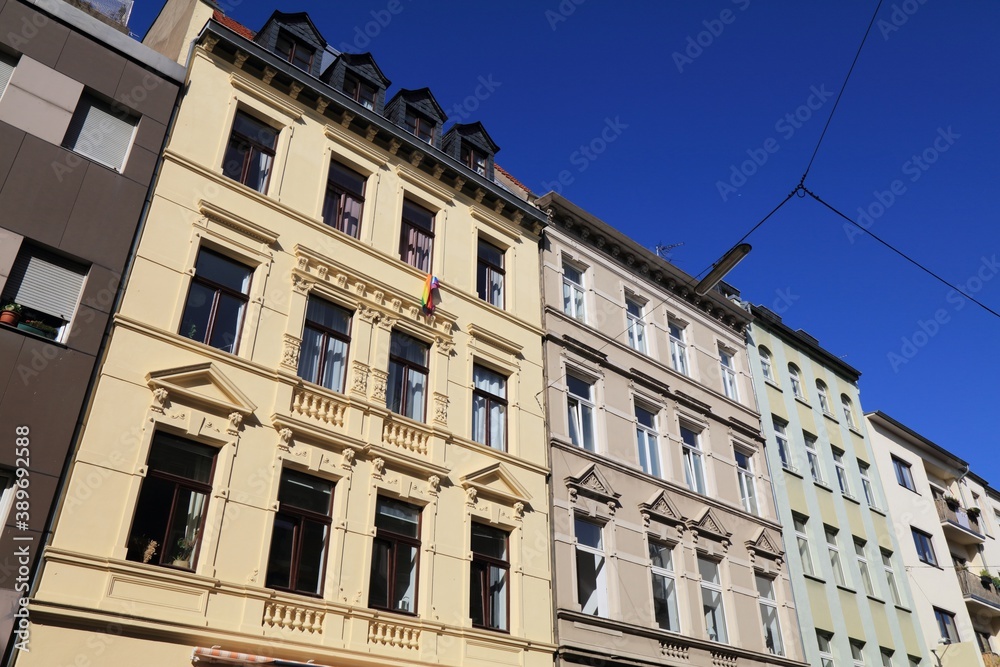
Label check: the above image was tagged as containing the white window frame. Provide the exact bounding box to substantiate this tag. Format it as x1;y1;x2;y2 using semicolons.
0;50;17;101
756;574;784;655
625;296;647;354
0;470;15;530
854;538;875;597
859;462;878;508
649;539;680;633
851;640;868;667
788;364;803;399
817;380;832;415
881;549;902;606
759;346;774;382
794;514;816;577
817;631;835;667
773;419;793;471
826;526;847;587
699;557;729;643
735;447;758;515
881;648;894;667
634;402;661;478
842;395;857;428
562;261;586;322
669;321;689;376
63;92;139;172
834;448;852;497
805;433;824;484
720;347;739;400
574;516;608;617
566;372;597;452
681;424;706;495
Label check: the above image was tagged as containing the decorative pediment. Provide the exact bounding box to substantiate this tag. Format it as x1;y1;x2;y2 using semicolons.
746;528;784;560
689;507;731;542
147;363;256;416
566;465;620;505
461;463;531;505
639;491;685;526
199;200;279;245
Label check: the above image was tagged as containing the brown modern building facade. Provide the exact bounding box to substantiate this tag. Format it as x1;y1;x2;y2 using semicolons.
537;192;807;667
0;0;181;654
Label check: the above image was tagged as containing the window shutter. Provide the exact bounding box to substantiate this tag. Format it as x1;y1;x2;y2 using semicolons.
3;247;87;321
63;94;138;171
0;51;16;100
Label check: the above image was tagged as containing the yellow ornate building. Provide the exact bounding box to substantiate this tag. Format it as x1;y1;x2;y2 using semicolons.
18;5;554;666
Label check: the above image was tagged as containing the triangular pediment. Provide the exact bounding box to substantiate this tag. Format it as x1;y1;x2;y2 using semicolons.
461;463;531;504
147;363;256;416
566;464;620;504
746;528;783;559
639;491;685;526
691;507;731;540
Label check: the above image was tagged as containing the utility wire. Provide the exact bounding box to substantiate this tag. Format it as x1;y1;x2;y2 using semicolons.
804;187;1000;320
800;0;885;184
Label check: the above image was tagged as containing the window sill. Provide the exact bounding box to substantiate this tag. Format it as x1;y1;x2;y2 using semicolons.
894;604;913;614
835;585;857;594
867;595;885;605
869;505;887;517
782;466;804;479
370;605;419;619
822;412;839;425
814;481;833;493
764;379;782;391
848;426;864;437
843;494;861;506
803;573;827;584
0;321;67;347
794;396;811;408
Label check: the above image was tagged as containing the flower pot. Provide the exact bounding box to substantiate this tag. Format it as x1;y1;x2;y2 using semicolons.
0;310;20;327
17;322;57;340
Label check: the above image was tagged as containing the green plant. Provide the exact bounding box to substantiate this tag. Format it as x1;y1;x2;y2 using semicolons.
175;536;197;560
968;506;982;518
1;303;22;313
23;320;59;334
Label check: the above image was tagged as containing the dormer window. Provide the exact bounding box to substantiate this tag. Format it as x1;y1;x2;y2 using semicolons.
405;109;434;144
276;31;314;72
344;74;376;111
462;144;488;176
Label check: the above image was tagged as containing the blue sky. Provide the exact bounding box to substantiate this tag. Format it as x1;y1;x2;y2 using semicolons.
132;1;1000;478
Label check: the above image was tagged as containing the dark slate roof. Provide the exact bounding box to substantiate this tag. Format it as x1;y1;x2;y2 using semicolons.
386;87;447;122
258;10;327;47
445;122;500;154
337;52;390;87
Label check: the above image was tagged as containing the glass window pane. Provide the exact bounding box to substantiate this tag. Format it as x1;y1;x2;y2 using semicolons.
208;293;245;353
179;282;215;344
471;523;508;560
295;520;328;594
265;515;296;589
575;518;602;549
147;435;215;483
279;470;333;514
368;538;390;609
567;375;592;400
699;558;720;584
393;543;418;612
376;498;420;537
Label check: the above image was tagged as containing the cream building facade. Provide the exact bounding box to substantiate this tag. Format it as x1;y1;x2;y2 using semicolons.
746;307;929;667
867;412;1000;667
18;5;555;667
537;193;807;667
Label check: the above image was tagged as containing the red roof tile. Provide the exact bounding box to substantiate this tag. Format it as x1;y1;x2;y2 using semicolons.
494;163;533;197
213;10;255;40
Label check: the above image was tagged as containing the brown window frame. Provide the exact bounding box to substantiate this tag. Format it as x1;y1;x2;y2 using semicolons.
344;74;377;110
387;332;430;421
369;496;422;615
399;200;435;273
472;364;507;451
323;160;366;238
265;469;334;597
470;523;510;632
222;111;278;193
476;239;505;308
298;297;353;393
462;143;488;176
276;30;314;71
404;109;434;144
180;248;252;355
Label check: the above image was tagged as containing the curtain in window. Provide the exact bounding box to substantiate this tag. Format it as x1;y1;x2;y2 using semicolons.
404;369;426;421
488;565;507;630
298;327;322;384
322;335;348;390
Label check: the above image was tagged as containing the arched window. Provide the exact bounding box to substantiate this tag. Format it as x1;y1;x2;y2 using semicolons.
788;364;803;399
816;380;831;415
841;394;857;429
759;346;774;382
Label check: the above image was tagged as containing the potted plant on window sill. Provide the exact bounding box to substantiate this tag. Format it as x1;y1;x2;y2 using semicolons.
0;303;22;327
981;569;993;586
968;506;982;519
172;537;197;568
943;495;960;510
17;319;59;340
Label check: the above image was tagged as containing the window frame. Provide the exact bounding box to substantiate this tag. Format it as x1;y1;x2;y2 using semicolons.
756;574;784;655
719;348;739;400
794;514;816;577
833;447;852;497
179;247;253;355
476;239;505;309
562;261;586;321
669;322;689;376
735;447;758;515
566;372;597;452
933;608;960;643
387;331;430;422
344;73;377;110
297;296;353;393
893;457;917;492
469;522;510;632
817;631;835;667
842;394;857;428
625;296;647;354
275;30;315;71
881;549;902;606
265;468;334;597
788;364;804;399
859;461;878;508
62;92;139;172
222;110;278;193
805;433;824;484
369;496;422;615
1;243;89;343
323;159;366;238
854;538;875;597
773;418;793;471
399;200;435;273
699;556;729;643
462;143;488;176
851;639;868;667
472;363;508;451
649;539;680;633
759;346;774;382
404;108;435;144
681;424;706;495
634;402;661;478
574;516;608;617
816;380;832;415
825;526;847;587
911;527;938;566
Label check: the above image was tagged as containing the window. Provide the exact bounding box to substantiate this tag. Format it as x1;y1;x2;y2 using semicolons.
625;297;647;353
1;244;87;342
649;541;679;632
0;51;16;100
180;248;252;354
222;111;278;193
634;404;660;477
370;497;420;614
562;262;586;321
911;528;938;566
908;657;921;667
63;92;138;171
805;433;823;483
881;549;902;605
470;523;508;631
0;471;17;535
298;298;352;392
756;575;784;655
735;449;758;514
344;74;376;110
323;160;365;237
859;462;877;508
759;346;774;382
817;380;832;414
399;200;435;272
881;648;894;667
681;425;706;495
773;419;792;470
387;332;429;421
125;432;215;569
574;517;607;617
699;557;728;643
826;527;847;586
933;608;959;643
976;629;993;655
669;322;689;376
566;374;596;452
477;240;505;308
893;457;916;491
788;364;803;399
794;514;816;577
817;631;835;667
720;348;739;400
462;143;488;176
266;469;333;596
851;640;868;667
833;448;852;496
854;539;875;596
405;108;434;144
842;394;857;428
472;365;507;451
276;30;314;71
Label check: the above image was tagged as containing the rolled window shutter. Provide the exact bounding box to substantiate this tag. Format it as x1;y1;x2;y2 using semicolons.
2;247;88;321
63;93;138;171
0;52;15;99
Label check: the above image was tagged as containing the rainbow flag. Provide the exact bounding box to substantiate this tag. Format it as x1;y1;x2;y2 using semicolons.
421;275;440;312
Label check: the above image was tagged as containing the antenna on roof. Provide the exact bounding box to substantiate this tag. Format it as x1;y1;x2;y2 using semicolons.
654;242;684;259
